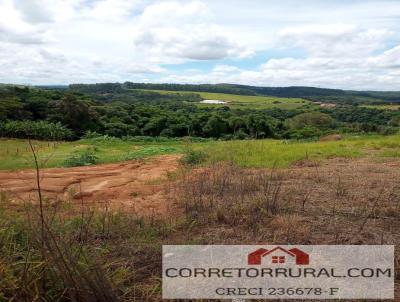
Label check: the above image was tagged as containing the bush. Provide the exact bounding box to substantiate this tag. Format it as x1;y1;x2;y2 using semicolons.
286;112;335;130
63;149;98;167
82;130;103;139
287;126;322;139
234;129;249;140
81;135;121;144
179;148;207;166
377;126;398;136
0;120;73;140
221;134;234;140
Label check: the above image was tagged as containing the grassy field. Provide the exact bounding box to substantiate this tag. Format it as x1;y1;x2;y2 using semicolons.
137;89;312;109
200;134;400;168
361;104;400;110
0;137;182;170
1;134;400;170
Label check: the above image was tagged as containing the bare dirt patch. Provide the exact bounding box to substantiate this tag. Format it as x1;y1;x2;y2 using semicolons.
0;155;180;216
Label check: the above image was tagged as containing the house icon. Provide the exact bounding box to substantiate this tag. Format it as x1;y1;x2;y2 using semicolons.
248;246;309;265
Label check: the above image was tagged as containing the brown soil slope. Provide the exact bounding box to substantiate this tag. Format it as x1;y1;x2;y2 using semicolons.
0;155;180;216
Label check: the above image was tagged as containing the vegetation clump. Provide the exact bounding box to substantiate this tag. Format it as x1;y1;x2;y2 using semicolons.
63;148;99;167
179;148;207;166
0;120;72;140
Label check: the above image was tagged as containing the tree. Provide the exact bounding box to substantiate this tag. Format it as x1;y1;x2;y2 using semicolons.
286;112;334;130
203;115;228;137
246;114;276;138
228;116;245;134
50;94;100;136
142;116;168;136
0;97;32;120
104;121;137;137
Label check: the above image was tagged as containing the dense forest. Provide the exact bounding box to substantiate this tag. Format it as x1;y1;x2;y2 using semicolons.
1;83;399;141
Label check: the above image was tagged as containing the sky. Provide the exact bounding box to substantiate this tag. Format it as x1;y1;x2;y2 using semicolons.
1;0;400;90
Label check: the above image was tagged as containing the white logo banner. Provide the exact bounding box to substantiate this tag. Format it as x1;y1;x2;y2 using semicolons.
162;245;394;299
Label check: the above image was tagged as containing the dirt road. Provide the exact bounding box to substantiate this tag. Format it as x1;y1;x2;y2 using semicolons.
0;155;180;216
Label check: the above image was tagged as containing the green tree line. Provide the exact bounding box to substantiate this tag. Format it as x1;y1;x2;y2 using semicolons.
0;84;399;141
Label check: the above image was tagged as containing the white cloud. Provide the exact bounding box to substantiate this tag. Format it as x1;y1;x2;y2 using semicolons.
0;0;400;89
367;45;400;68
278;24;390;57
132;1;253;61
212;64;240;74
0;0;48;44
133;24;249;60
12;0;54;23
157;40;400;90
138;0;209;25
81;0;142;21
0;45;167;85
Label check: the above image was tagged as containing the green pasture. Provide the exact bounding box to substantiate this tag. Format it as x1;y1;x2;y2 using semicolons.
1;134;400;170
360;104;400;111
137;89;312;109
0;138;182;170
199;134;400;168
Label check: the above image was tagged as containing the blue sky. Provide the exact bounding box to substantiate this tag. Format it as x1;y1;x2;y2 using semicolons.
1;0;400;90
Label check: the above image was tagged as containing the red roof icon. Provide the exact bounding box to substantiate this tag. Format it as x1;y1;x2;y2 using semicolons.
248;246;309;265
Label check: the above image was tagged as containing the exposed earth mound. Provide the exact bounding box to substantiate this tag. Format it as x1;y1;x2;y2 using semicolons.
0;155;180;216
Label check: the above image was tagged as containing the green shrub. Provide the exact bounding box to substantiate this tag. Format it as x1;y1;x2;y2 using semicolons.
179;148;207;166
82;130;103;139
286;112;335;130
377;126;398;136
0;120;73;140
63;149;98;167
234;129;249;140
286;126;323;139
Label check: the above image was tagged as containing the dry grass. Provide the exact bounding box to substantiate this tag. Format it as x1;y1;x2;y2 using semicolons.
172;158;400;245
174;163;285;231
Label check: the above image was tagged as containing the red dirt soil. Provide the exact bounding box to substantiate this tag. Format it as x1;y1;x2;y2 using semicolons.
0;155;180;216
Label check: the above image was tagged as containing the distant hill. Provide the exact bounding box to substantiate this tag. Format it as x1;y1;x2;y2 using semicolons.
120;82;400;103
7;81;384;104
1;82;396;103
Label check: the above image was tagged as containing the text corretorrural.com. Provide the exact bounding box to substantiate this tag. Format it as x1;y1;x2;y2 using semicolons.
162;245;394;299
